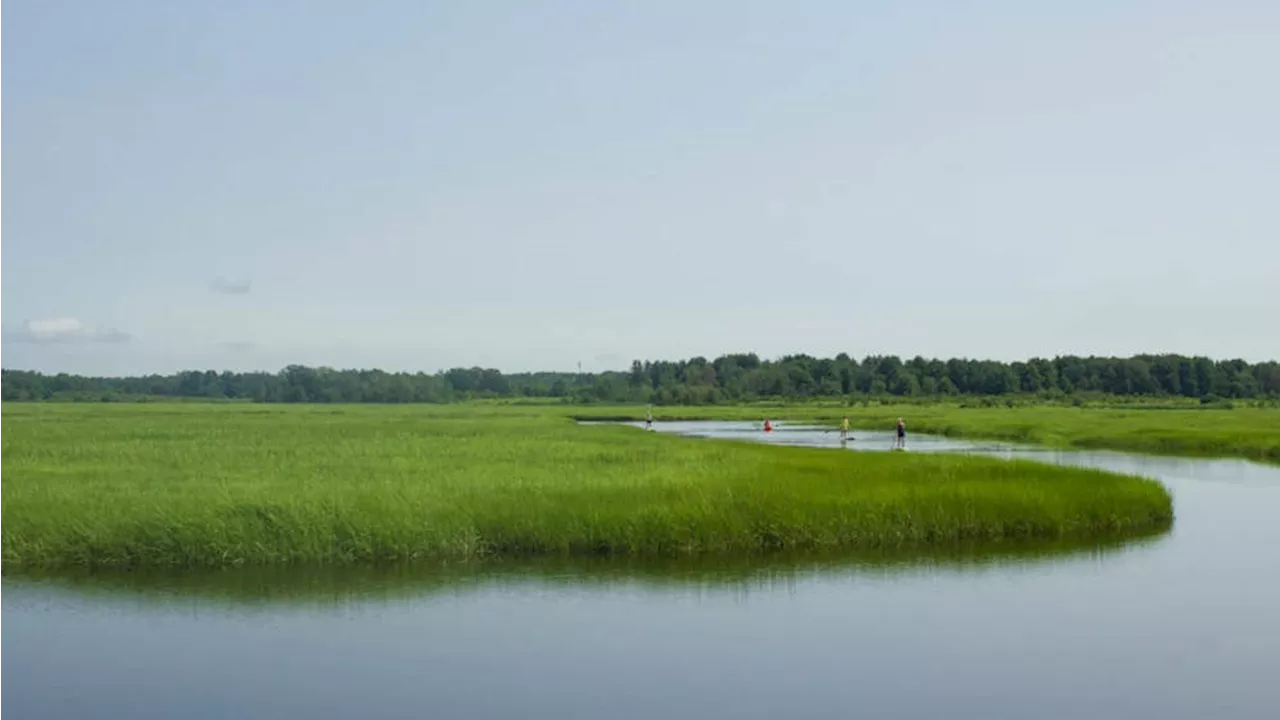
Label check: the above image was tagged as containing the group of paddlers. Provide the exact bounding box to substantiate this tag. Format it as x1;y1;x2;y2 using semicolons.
833;415;907;447
767;415;907;448
643;407;906;448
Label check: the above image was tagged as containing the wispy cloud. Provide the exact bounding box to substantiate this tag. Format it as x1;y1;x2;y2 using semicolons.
209;277;252;295
3;317;133;344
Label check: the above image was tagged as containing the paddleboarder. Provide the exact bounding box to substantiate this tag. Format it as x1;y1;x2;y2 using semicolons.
840;415;850;442
895;417;906;449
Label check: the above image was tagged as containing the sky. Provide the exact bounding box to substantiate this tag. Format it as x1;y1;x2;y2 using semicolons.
3;0;1278;376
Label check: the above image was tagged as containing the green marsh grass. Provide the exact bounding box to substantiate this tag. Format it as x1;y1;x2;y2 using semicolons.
2;403;1173;569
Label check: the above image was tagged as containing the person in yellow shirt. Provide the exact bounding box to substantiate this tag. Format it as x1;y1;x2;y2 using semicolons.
840;415;850;442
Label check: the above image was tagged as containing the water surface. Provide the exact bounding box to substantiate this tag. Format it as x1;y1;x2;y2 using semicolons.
5;424;1279;719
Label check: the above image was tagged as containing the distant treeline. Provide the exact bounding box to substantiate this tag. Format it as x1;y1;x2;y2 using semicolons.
4;353;1278;405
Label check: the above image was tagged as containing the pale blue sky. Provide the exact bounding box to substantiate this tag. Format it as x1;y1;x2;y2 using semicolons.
4;0;1277;375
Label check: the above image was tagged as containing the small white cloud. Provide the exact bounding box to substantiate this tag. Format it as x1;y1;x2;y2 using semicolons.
26;317;86;340
4;317;133;344
210;277;252;295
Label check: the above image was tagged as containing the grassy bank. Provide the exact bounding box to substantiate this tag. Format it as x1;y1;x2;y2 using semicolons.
571;403;1280;462
2;404;1172;569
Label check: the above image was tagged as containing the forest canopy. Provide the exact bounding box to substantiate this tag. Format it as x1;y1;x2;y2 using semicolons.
4;354;1277;404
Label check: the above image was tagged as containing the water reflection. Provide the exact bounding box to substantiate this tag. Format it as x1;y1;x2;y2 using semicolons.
6;530;1168;608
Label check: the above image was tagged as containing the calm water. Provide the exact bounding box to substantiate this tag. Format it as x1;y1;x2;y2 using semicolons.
5;423;1280;719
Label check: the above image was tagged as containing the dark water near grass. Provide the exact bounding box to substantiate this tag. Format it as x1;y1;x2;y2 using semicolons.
6;423;1280;719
